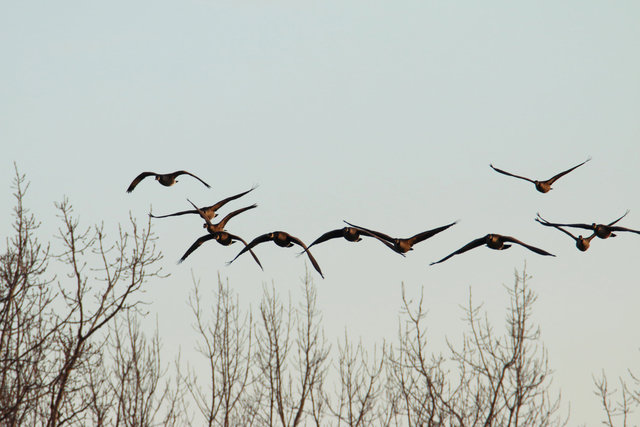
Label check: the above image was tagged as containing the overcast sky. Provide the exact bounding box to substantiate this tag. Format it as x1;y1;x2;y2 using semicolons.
2;1;640;423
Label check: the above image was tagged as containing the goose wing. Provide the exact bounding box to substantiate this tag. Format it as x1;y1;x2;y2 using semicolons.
430;237;487;265
209;185;258;212
501;236;555;256
224;232;264;270
227;233;273;265
544;157;591;185
535;216;579;242
348;226;405;256
489;164;535;183
408;221;458;245
287;235;325;278
535;216;592;231
126;172;156;193
173;170;211;188
608;210;630;226
343;221;395;243
609;225;640;235
178;234;217;263
216;204;258;230
149;209;199;219
306;229;346;250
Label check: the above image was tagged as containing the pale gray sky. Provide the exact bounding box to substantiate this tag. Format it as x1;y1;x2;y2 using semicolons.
2;1;640;423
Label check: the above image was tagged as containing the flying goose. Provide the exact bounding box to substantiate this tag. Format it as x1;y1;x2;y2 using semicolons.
489;157;591;193
430;234;555;265
184;199;257;234
150;186;257;220
227;231;324;278
535;214;597;251
178;231;263;269
535;211;638;239
343;220;458;255
126;170;211;193
304;227;370;251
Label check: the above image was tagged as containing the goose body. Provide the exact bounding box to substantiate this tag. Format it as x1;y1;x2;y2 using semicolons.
150;186;257;220
127;170;210;193
306;227;365;250
178;231;263;269
184;199;257;234
228;231;324;278
490;157;591;193
536;211;639;240
343;220;457;255
536;214;597;251
430;233;555;265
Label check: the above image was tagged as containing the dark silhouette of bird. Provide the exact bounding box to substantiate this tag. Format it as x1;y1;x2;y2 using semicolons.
178;231;263;269
228;231;324;278
183;199;257;234
535;211;638;239
535;213;597;251
126;170;210;193
489;157;591;193
304;227;370;251
343;220;458;255
150;186;257;220
430;234;555;265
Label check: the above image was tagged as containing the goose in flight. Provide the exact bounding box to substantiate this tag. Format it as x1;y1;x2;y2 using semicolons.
535;211;638;239
343;220;458;255
150;186;257;220
228;231;324;278
430;233;555;265
304;227;370;251
178;231;263;269
489;157;591;193
183;199;257;233
126;170;211;193
535;214;597;251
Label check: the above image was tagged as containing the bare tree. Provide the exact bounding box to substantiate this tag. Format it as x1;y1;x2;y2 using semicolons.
387;269;566;426
0;165;55;425
44;196;166;426
106;312;187;426
328;333;386;426
447;269;564;426
183;268;566;426
0;166;175;426
252;271;329;426
386;285;451;425
186;274;255;426
293;277;330;426
594;361;640;426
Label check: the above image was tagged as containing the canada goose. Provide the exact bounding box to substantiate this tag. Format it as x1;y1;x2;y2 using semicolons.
126;170;211;193
305;227;369;251
535;214;597;251
150;186;257;220
343;220;457;255
535;211;638;239
184;199;257;233
430;234;555;265
489;157;591;193
227;231;324;278
178;231;263;269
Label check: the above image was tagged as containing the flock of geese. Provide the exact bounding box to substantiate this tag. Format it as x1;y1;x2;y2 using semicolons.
126;159;640;278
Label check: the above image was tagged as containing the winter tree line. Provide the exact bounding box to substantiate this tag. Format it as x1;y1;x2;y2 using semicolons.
1;166;638;426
